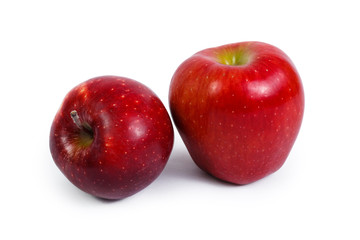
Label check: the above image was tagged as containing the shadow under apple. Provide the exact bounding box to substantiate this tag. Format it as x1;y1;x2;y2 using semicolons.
158;147;238;187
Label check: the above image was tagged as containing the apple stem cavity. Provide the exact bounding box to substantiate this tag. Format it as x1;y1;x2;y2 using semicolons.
217;49;250;66
70;110;94;147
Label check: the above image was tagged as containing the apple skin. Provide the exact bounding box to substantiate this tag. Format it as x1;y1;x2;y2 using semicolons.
169;41;304;184
50;76;174;200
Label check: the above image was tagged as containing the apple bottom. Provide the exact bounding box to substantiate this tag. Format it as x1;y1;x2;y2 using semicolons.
66;170;159;200
59;142;167;200
183;136;292;185
175;107;302;185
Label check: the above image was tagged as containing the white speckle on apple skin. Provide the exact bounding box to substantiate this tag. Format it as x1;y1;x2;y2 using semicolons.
209;81;221;95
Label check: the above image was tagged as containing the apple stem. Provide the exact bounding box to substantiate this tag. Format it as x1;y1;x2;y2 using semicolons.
70;110;94;146
70;110;83;129
70;110;93;135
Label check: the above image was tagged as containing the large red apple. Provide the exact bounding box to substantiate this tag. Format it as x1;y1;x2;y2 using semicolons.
50;76;174;199
169;41;304;184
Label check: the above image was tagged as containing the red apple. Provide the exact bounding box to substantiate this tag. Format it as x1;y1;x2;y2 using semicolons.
50;76;174;199
169;41;304;184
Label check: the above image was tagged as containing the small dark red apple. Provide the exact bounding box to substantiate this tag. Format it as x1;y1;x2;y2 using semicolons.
169;41;304;184
50;76;174;199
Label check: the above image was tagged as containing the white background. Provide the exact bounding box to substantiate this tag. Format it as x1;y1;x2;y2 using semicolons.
1;0;359;239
